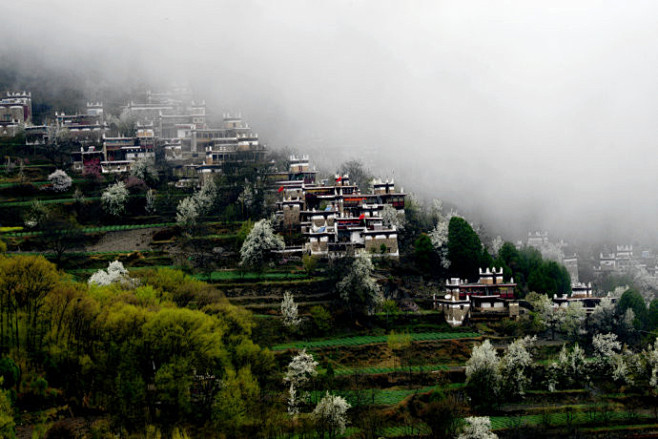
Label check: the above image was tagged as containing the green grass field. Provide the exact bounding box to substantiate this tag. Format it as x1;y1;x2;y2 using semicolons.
332;364;451;376
272;331;480;351
2;222;176;237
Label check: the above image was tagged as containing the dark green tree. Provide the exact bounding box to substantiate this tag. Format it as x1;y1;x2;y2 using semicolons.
414;234;435;274
617;288;648;330
447;217;483;281
649;299;658;330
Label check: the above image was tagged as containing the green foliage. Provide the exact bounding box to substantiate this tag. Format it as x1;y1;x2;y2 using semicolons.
649;299;658;330
0;377;14;439
309;305;333;335
272;331;479;350
212;366;260;434
414;234;435;274
0;255;271;436
495;242;571;297
302;254;318;275
617;288;648;330
447;217;484;281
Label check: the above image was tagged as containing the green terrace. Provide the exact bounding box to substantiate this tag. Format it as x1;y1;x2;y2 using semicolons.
331;363;453;376
272;331;481;351
1;222;177;237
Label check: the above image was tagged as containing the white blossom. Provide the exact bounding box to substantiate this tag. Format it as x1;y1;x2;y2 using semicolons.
592;333;622;362
589;297;617;333
281;292;302;328
239;219;285;268
313;392;351;435
499;336;536;397
380;204;405;230
490;236;504;257
237;185;255;211
457;416;498;439
101;182;129;216
145;188;156;214
466;340;499;379
646;339;658;389
194;178;217;214
284;350;318;387
48;169;72;192
561;301;586;340
557;343;586;385
287;383;299;416
429;210;457;269
130;157;158;183
176;196;199;228
88;260;131;286
24;199;49;228
337;252;383;315
284;350;318;416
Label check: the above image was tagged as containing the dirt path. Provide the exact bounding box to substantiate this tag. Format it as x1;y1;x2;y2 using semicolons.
86;227;161;252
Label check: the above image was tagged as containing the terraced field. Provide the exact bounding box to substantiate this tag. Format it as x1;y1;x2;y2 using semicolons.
272;331;480;351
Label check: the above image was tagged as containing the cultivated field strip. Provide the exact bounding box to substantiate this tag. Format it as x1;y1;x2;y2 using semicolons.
272;331;480;351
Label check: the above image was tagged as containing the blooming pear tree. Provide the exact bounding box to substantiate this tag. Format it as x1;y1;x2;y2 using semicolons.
88;260;132;286
313;392;351;438
130;157;158;184
457;416;498;439
281;292;302;329
176;196;200;229
48;169;72;192
239;219;284;270
499;336;536;398
101;182;129;216
284;350;318;415
337;252;383;315
380;204;405;230
465;340;500;408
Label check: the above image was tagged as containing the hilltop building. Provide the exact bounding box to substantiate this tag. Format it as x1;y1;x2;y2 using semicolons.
437;267;519;327
0;91;32;137
273;155;405;258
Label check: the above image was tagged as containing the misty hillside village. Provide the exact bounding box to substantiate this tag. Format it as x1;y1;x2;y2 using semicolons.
3;85;658;439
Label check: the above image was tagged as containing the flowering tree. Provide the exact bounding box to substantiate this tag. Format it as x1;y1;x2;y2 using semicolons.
499;336;536;398
465;340;500;408
101;182;129;216
429;215;450;269
281;292;302;329
24;199;49;228
130;157;158;184
593;333;622;365
194;178;217;215
237;185;255;216
313;392;351;438
48;169;72;192
239;219;284;270
561;301;586;341
145;188;156;214
176;196;199;229
337;253;383;315
646;340;658;390
457;416;498;439
88;260;131;286
380;204;405;230
557;343;586;387
490;236;504;257
526;292;561;338
284;350;318;415
589;297;617;334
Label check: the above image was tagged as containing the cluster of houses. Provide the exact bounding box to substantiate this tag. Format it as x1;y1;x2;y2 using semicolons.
1;88;266;176
434;267;600;327
271;155;406;258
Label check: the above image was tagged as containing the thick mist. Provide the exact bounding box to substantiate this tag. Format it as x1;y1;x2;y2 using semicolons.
3;0;658;244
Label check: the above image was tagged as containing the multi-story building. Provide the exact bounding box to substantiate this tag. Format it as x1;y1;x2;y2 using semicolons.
0;91;32;137
274;155;405;258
